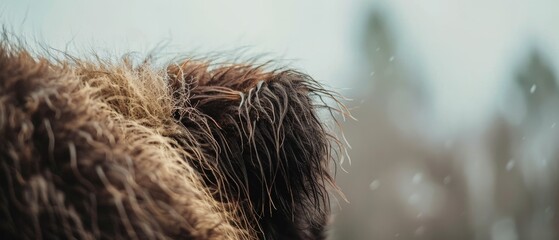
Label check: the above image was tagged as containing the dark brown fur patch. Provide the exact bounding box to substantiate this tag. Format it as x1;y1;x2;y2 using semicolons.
0;41;347;239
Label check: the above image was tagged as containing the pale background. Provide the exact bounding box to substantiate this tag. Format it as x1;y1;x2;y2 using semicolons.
3;1;559;239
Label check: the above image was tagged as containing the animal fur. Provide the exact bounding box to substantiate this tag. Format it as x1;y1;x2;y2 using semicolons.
0;40;348;239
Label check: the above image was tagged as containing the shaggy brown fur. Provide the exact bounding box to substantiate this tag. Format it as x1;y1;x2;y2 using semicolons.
0;40;348;240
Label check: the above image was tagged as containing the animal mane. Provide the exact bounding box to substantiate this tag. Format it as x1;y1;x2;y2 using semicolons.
0;38;349;239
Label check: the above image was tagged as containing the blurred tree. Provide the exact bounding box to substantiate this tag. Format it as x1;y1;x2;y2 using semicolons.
332;9;470;240
505;49;559;240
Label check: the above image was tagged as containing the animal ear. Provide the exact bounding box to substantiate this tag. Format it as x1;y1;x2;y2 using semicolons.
167;61;344;239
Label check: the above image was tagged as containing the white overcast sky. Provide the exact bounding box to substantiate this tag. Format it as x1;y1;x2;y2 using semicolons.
2;0;559;134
